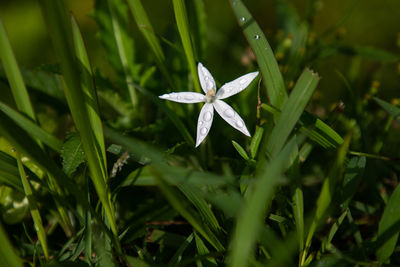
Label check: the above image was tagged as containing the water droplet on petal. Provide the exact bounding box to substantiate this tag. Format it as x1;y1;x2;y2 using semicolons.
240;17;246;22
177;95;181;100
239;78;247;84
200;127;208;135
236;120;244;128
203;111;212;121
205;76;209;80
224;109;234;118
199;121;203;126
185;94;193;100
254;35;260;40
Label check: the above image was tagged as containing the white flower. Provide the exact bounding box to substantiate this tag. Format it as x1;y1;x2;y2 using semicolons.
159;63;259;147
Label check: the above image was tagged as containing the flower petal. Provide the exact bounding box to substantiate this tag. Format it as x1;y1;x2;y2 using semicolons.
198;63;216;94
213;100;250;137
216;71;259;100
196;103;214;147
159;92;205;103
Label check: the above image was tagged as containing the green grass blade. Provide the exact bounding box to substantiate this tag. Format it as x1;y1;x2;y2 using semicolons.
104;0;137;106
373;97;400;122
340;157;366;210
126;0;175;89
0;222;23;267
152;169;224;252
230;0;287;110
0;18;35;120
172;0;201;93
15;150;49;261
70;15;107;178
232;140;249;161
302;134;351;265
228;137;297;267
178;184;221;234
0;102;63;152
376;183;400;262
0;151;23;192
266;69;319;158
39;0;119;250
250;126;264;159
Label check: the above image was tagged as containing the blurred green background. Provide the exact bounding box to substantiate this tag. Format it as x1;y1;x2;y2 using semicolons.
0;0;399;106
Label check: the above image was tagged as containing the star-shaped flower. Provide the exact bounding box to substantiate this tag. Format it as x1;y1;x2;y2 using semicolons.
159;63;259;147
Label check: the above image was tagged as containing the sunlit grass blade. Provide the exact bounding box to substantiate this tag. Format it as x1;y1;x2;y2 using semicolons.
250;126;264;159
376;183;400;262
232;140;249;161
104;0;137;106
126;0;175;89
228;137;297;267
265;69;320;158
373;97;400;123
0;150;26;190
15;150;49;261
172;0;201;93
0;102;62;152
0;18;35;120
0;222;23;267
262;103;343;149
230;0;287;110
39;0;119;251
301;134;351;265
70;15;107;178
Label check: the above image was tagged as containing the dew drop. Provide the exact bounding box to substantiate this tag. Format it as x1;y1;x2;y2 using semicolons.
254;34;260;40
177;95;181;100
203;111;212;121
239;78;247;84
240;17;246;22
205;76;209;80
236;120;244;128
200;127;208;135
185;94;193;100
224;109;234;118
199;121;203;126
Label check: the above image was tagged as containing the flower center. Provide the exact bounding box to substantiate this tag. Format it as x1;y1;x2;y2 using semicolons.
205;89;216;103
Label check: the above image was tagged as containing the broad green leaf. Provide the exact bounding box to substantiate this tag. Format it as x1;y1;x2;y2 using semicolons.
61;133;85;176
376;183;400;262
229;137;297;267
172;0;201;93
126;0;175;89
0;222;23;267
230;0;287;110
0;102;63;152
232;140;249;160
0;18;35;120
374;97;400;123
